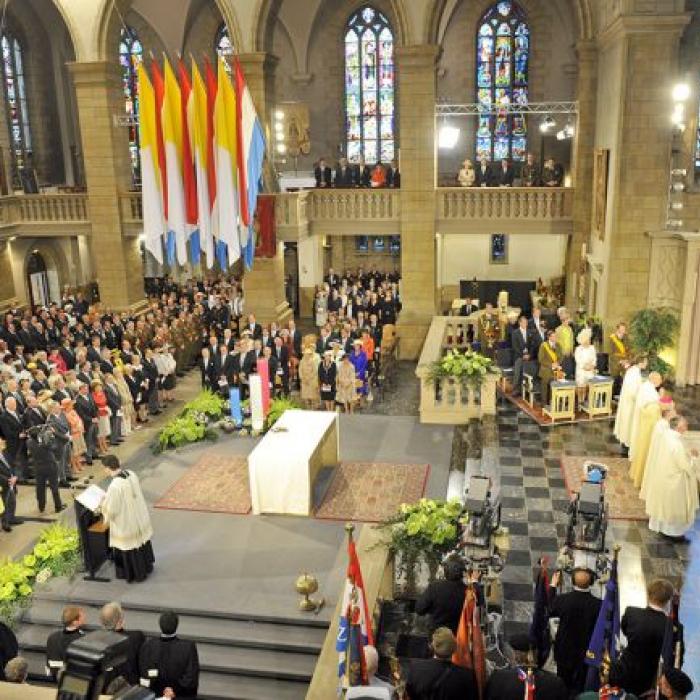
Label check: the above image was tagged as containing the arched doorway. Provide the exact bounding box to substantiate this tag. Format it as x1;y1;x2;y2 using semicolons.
26;249;59;307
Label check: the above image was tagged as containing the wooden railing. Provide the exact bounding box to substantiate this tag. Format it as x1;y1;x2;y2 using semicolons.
416;316;498;424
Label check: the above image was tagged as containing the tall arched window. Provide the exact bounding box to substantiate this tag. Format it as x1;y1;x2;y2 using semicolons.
344;6;395;164
119;26;142;185
216;23;234;73
1;31;32;183
476;1;529;162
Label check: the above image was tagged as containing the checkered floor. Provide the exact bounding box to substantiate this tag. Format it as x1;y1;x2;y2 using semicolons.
485;386;700;687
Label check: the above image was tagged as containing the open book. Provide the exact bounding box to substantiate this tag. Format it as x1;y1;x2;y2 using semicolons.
75;485;106;513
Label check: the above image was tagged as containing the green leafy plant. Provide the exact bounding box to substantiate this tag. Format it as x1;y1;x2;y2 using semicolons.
375;499;464;596
265;396;302;431
629;307;680;376
427;348;500;389
155;390;223;452
182;390;225;419
0;524;80;628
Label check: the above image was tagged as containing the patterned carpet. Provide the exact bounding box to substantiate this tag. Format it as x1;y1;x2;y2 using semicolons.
155;452;252;515
560;455;647;521
315;462;430;523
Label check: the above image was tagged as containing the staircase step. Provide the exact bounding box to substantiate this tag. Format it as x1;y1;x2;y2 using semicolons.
21;651;308;700
18;624;317;682
22;599;325;654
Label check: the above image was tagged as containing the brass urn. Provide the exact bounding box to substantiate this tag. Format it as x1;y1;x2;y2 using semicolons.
295;572;323;612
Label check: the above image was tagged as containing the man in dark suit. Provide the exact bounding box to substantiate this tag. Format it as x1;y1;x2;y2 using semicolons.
0;436;20;531
59;338;77;370
46;401;72;485
288;320;302;358
46;606;86;680
272;336;289;396
199;347;216;390
334;157;353;187
511;315;535;397
354;158;371;187
528;308;547;352
139;611;199;699
22;396;47;430
548;568;602;694
214;345;236;395
415;558;466;635
52;376;73;404
475;157;493;187
86;336;103;363
100;602;145;686
103;383;123;447
459;298;479;318
485;634;566;699
496;158;515;186
74;383;98;464
244;313;263;340
614;578;674;696
26;425;64;514
314;158;332;188
0;397;26;474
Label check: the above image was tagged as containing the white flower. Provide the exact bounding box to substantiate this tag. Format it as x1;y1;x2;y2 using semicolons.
35;568;52;584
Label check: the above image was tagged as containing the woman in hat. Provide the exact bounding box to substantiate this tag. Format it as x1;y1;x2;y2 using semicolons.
62;397;86;473
91;380;110;455
349;339;369;403
318;350;337;412
298;347;319;409
574;327;597;404
336;353;357;414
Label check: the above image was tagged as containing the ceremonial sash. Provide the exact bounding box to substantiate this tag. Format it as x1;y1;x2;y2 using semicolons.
543;343;557;363
610;334;626;356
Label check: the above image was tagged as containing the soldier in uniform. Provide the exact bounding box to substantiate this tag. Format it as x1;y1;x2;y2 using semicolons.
608;321;629;396
538;329;563;406
477;302;501;359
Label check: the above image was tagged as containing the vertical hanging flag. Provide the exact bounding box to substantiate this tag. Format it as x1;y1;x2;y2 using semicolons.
162;57;188;265
151;58;168;252
191;61;213;267
204;58;223;269
453;585;487;698
137;62;164;264
234;58;267;270
178;57;199;265
213;56;240;267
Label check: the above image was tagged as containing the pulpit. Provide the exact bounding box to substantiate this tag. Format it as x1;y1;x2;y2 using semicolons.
543;380;576;422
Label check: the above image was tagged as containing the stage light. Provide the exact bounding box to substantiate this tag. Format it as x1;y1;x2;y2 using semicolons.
670;201;684;211
671;168;687;177
539;116;555;133
672;83;690;102
274;109;285;121
277;143;287;154
672;182;685;193
564;123;576;138
438;125;460;149
556;130;565;141
275;122;284;135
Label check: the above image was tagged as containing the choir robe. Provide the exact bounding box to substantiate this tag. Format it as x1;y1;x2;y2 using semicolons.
629;400;661;489
639;417;671;501
628;380;658;461
646;429;700;536
613;365;642;447
101;470;154;582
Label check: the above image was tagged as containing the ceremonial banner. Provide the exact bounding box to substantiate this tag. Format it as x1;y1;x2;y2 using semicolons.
254;194;277;258
257;358;270;416
191;62;213;266
178;58;199;264
249;375;264;431
229;387;243;426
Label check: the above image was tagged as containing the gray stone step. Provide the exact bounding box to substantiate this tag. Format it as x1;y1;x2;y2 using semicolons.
21;650;308;700
18;624;317;682
22;599;325;654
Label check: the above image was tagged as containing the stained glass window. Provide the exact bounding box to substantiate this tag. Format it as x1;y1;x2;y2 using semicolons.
1;32;31;185
344;6;395;165
476;1;529;162
216;23;234;73
119;26;142;185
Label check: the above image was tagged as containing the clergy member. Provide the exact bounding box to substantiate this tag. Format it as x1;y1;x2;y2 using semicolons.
628;371;662;463
613;356;647;456
100;455;154;582
629;377;666;489
639;407;675;502
645;416;699;543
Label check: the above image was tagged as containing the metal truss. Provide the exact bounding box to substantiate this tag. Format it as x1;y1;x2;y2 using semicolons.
436;101;578;117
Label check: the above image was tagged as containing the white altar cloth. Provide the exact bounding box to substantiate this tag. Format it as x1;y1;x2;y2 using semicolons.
248;410;339;516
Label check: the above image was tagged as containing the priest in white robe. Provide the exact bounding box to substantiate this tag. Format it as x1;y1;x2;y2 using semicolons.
646;416;700;544
100;454;154;582
613;357;647;454
639;407;674;502
628;371;662;462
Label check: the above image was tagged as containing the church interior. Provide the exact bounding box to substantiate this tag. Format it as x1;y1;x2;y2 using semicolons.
0;0;699;698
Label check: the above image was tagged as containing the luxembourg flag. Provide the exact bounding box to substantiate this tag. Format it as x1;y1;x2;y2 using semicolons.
213;55;240;267
178;57;199;265
233;58;267;270
336;530;374;690
136;62;164;264
162;57;188;265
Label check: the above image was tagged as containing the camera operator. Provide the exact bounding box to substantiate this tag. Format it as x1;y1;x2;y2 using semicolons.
415;557;467;635
548;567;601;695
26;426;65;515
484;634;566;699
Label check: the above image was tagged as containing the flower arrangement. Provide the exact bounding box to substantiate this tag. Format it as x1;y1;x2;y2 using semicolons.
427;348;500;389
182;390;226;419
376;498;464;596
155;389;222;453
0;524;80;627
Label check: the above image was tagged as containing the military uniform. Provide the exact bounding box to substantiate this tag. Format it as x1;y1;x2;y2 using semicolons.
477;312;500;359
538;340;563;405
608;332;629;381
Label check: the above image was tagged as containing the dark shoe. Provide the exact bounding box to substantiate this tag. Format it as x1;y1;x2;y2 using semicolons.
55;504;67;513
2;524;12;532
662;533;690;544
66;476;79;483
85;459;93;466
38;507;45;514
8;518;24;525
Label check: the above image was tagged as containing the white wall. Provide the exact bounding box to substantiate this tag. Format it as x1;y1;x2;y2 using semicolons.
439;233;568;285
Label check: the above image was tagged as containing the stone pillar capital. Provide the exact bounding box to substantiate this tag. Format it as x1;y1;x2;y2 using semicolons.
236;52;279;73
395;44;440;71
67;61;123;88
597;13;691;49
575;40;597;63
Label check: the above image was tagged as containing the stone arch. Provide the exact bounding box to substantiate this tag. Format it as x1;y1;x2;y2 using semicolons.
20;238;71;305
182;0;232;65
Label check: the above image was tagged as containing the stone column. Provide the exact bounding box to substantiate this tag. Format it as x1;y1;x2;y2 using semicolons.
396;45;439;359
600;15;690;324
69;61;144;311
565;41;597;310
298;234;324;319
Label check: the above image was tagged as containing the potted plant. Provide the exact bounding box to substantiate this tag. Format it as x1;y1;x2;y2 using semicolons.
629;307;680;376
427;349;500;390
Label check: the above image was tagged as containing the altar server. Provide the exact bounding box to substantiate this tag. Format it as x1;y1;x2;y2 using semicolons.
628;371;662;462
100;455;154;582
613;356;647;454
646;416;700;543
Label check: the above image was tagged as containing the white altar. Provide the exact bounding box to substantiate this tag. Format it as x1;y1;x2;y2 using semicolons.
247;410;339;516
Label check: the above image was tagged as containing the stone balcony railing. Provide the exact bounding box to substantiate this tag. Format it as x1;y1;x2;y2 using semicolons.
415;315;497;424
0;193;90;235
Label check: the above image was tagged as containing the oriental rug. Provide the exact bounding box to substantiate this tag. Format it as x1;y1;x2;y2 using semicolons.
499;388;616;428
560;455;647;522
154;452;251;515
314;461;430;523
